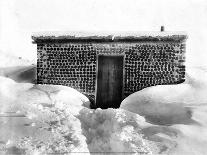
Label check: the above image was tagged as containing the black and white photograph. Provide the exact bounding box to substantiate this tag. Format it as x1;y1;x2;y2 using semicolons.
0;0;207;154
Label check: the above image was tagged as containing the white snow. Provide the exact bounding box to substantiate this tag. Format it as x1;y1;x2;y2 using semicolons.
0;76;177;154
0;77;90;154
1;63;207;154
120;67;207;123
121;67;207;154
0;51;33;68
32;31;187;42
78;108;153;153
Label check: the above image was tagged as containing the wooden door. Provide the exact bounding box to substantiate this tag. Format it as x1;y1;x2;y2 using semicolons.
96;55;124;109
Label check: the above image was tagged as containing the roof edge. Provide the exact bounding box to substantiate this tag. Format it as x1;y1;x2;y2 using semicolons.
32;31;188;43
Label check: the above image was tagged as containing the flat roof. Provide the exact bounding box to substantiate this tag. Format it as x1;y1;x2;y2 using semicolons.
32;31;188;43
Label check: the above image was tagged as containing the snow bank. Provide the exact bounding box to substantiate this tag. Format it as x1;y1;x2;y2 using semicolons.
0;77;90;154
78;108;151;153
1;66;207;154
0;76;180;154
0;51;36;83
78;108;183;154
0;51;33;68
185;66;207;87
120;67;207;154
121;67;207;125
0;76;32;101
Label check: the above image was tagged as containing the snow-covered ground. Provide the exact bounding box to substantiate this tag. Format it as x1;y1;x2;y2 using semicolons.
0;76;155;154
0;53;207;154
0;77;90;154
0;51;34;68
0;51;36;83
121;67;207;154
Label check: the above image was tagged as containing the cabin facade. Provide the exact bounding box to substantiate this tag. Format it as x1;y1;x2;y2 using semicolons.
32;32;187;108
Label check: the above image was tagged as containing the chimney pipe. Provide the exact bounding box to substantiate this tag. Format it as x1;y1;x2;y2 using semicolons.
161;26;165;32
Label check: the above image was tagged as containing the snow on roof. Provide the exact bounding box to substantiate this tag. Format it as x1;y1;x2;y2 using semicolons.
32;31;187;43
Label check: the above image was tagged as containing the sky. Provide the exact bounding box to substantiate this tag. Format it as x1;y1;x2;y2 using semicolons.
0;0;207;66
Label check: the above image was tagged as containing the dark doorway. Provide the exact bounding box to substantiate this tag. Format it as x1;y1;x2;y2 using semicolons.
96;55;124;109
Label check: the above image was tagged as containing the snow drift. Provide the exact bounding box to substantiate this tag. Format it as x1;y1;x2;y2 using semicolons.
120;67;207;125
0;77;90;154
121;67;207;154
0;76;183;154
0;51;33;68
0;51;36;83
1;66;207;154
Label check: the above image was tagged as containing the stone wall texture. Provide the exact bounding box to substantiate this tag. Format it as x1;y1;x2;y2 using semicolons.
36;41;186;100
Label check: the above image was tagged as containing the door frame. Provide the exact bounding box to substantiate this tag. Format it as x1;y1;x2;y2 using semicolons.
95;54;125;107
